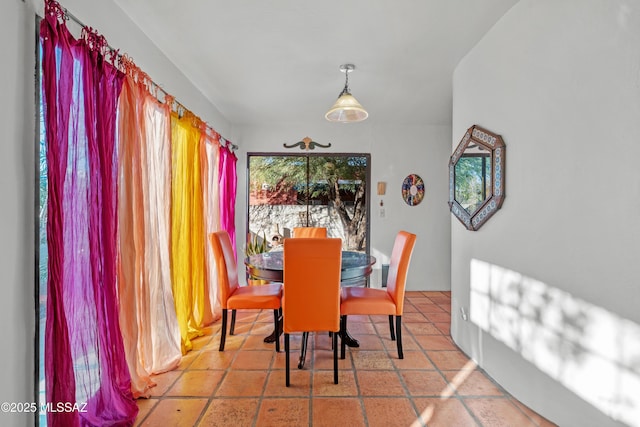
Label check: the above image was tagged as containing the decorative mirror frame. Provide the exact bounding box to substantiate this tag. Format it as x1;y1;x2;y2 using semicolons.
449;125;505;231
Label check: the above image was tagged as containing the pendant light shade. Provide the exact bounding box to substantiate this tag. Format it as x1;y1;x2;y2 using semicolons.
325;64;368;123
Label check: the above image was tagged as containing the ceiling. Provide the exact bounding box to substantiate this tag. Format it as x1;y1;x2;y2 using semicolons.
113;0;518;126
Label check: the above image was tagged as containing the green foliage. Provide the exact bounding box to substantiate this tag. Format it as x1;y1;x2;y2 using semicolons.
245;232;268;256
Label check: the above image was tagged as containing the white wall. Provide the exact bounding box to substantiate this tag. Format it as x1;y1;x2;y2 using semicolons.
234;121;452;291
0;2;37;427
452;1;640;426
0;1;229;426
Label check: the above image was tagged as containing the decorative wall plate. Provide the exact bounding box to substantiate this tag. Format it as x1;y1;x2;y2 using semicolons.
402;174;425;206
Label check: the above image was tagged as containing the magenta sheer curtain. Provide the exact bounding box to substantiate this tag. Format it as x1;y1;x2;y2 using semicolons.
41;2;137;425
218;145;238;256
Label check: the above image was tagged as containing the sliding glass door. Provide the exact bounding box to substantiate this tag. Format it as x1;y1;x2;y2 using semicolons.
247;153;370;252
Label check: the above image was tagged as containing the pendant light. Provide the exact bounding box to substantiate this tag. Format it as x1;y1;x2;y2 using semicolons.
325;64;368;123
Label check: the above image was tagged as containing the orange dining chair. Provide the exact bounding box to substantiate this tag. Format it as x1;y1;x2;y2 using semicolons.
292;226;327;238
209;231;283;352
291;226;328;358
340;231;416;360
283;237;342;386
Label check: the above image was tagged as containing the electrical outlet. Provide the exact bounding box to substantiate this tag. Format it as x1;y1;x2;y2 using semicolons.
379;207;385;218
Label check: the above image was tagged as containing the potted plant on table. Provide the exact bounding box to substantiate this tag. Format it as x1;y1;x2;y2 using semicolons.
245;231;269;286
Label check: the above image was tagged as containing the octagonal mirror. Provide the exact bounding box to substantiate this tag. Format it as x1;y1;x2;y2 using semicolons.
449;125;505;230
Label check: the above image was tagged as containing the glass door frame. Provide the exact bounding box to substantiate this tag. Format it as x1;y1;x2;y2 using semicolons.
245;151;371;255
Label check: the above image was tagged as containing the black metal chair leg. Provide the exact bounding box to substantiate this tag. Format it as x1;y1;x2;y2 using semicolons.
340;315;347;359
298;332;309;369
273;309;280;352
285;333;290;387
389;314;396;341
219;309;228;351
230;309;237;335
396;315;403;359
333;329;338;384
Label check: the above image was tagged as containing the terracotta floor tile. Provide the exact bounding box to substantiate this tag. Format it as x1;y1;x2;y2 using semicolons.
176;350;200;370
197;398;259;427
312;397;366;427
350;350;396;370
191;335;213;351
255;398;309;426
437;303;452;313
403;312;429;322
241;334;278;350
312;370;358;396
138;398;207;427
510;399;559;426
391;351;435;370
189;350;235;370
443;370;504;396
148;370;182;397
425;312;454;323
215;370;268;397
427;350;473;370
381;334;421;352
345;321;378;335
132;291;556;426
400;370;452;397
357;370;406;396
433;322;451;335
362;397;419;427
134;398;158;427
311;349;352;370
348;334;385;351
166;370;225;397
404;321;445;335
428;295;452;305
415;334;457;351
264;369;311;396
403;303;419;313
465;397;538;427
412;303;447;314
412;397;478;427
230;349;274;370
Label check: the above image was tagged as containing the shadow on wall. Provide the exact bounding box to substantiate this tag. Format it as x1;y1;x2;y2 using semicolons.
470;259;640;426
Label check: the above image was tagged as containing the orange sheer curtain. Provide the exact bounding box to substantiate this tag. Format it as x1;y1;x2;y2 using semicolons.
117;64;181;398
117;71;155;398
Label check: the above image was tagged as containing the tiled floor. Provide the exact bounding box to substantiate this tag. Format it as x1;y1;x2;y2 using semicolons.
134;291;557;426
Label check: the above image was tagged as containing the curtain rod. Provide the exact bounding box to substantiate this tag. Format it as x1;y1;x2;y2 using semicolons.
54;2;238;151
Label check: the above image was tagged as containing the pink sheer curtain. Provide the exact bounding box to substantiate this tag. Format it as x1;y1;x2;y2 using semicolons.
41;1;137;425
202;131;221;324
218;145;238;256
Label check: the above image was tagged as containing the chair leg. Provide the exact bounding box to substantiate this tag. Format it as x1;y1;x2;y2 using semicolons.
219;309;228;351
333;329;339;384
388;315;396;341
396;315;403;359
272;309;280;353
298;332;309;369
230;309;237;335
340;315;347;359
285;333;290;387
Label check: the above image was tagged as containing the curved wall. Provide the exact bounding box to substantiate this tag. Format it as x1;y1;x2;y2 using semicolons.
451;1;640;426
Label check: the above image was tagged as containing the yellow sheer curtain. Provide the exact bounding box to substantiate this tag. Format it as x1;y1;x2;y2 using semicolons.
171;112;207;352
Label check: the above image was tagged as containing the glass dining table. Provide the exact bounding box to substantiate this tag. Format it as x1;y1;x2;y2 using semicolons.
244;250;377;368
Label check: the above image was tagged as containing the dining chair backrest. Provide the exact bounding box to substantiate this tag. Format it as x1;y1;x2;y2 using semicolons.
385;231;417;315
292;227;327;238
283;237;342;333
209;231;240;309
